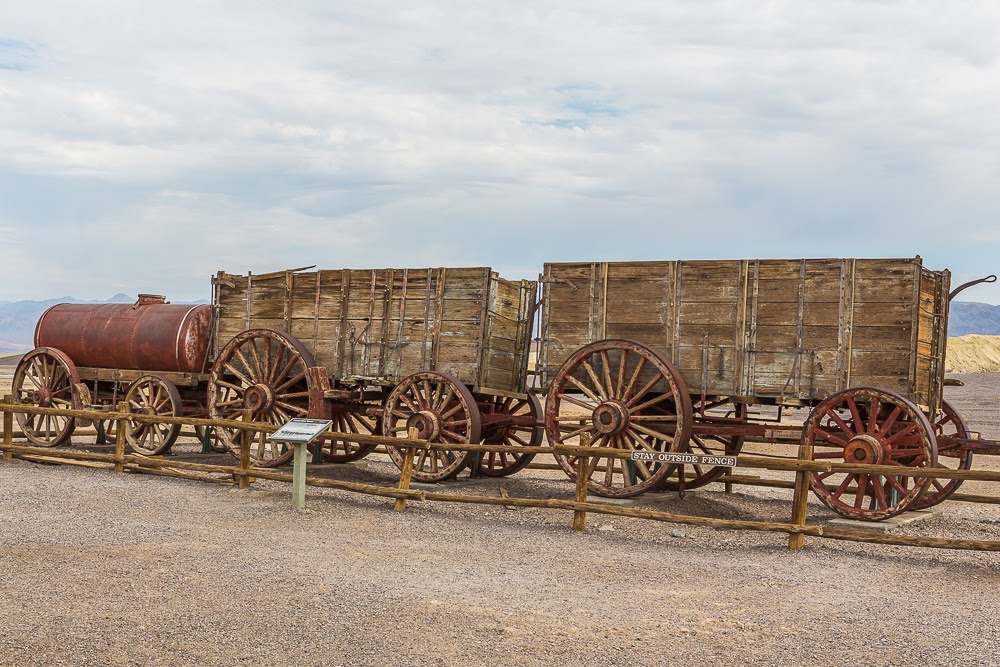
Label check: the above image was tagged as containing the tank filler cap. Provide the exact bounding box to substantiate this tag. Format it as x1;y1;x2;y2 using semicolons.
134;294;169;307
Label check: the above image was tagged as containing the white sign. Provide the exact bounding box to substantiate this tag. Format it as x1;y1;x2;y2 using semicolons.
630;451;738;467
268;418;334;444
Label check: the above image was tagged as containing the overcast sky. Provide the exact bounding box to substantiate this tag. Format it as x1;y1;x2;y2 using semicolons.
2;2;1000;304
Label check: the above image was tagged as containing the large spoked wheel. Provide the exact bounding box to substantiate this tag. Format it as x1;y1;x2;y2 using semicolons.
545;339;693;499
911;400;972;510
477;393;543;477
382;372;481;482
806;387;937;521
208;328;317;467
320;408;380;463
124;375;182;456
661;401;746;491
12;348;80;447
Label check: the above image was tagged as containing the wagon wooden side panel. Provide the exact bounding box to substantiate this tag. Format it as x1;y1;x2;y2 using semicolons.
674;260;747;397
540;257;950;410
539;261;677;394
213;267;535;394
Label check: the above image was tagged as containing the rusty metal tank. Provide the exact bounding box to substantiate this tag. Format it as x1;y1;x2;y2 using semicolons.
34;294;214;374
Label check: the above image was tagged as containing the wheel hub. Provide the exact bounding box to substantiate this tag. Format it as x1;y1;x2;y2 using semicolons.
243;384;275;412
407;411;442;441
592;400;629;436
843;434;886;465
33;389;53;407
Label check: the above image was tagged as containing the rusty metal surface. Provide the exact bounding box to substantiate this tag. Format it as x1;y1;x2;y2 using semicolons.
34;296;213;374
949;274;996;301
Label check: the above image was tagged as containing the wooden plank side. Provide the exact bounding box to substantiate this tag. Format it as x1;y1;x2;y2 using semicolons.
480;275;536;393
675;260;745;396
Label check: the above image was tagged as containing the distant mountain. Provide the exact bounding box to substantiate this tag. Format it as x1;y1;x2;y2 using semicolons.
0;294;137;353
948;301;1000;336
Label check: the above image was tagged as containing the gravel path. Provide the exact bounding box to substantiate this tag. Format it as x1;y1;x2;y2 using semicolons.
0;376;998;666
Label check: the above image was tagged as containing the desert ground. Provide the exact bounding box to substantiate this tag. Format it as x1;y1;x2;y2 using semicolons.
0;353;999;666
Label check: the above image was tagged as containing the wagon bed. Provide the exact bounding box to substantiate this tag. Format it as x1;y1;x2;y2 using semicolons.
539;257;949;413
213;266;536;395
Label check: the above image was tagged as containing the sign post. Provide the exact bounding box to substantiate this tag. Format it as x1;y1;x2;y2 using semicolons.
268;418;333;510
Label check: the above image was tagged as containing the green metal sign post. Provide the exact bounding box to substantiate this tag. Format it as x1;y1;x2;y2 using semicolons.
268;418;333;510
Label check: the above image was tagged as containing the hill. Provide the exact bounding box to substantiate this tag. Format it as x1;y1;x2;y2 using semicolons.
948;301;1000;336
0;294;134;353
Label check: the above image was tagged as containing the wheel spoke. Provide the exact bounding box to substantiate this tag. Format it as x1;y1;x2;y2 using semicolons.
620;356;647;402
599;350;615;400
580;360;609;400
566;375;603;405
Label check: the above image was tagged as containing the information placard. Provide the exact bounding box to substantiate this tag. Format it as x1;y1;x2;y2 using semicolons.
268;418;333;445
630;451;737;467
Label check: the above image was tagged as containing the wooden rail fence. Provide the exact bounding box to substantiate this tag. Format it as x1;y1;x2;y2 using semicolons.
1;397;998;554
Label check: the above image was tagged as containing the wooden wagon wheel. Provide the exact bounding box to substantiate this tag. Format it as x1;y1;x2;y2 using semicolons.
911;400;972;510
208;328;317;467
123;375;182;456
476;393;543;477
319;408;380;463
544;339;693;498
12;347;80;447
660;401;746;491
805;387;937;521
382;372;480;482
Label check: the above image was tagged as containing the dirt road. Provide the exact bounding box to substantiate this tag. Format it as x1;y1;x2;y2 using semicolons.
0;372;998;665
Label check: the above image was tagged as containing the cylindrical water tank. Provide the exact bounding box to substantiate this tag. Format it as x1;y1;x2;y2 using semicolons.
34;295;214;374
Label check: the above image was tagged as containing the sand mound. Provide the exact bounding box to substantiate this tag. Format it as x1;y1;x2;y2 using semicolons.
946;335;1000;373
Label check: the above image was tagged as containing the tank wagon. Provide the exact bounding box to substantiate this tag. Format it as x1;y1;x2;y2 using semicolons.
17;295;214;455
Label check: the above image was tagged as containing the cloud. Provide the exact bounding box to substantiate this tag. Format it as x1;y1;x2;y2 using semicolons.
0;1;999;306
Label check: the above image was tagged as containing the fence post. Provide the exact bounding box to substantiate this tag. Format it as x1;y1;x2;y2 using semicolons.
2;395;13;461
238;409;253;489
394;427;420;511
113;401;127;473
572;432;592;531
788;441;814;550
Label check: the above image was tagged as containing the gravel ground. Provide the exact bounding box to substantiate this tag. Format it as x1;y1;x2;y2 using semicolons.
0;373;998;666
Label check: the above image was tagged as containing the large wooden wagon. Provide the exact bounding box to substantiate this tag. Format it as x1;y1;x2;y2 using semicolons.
537;257;999;520
208;266;539;480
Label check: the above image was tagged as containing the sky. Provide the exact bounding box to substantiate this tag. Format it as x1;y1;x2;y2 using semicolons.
2;1;1000;304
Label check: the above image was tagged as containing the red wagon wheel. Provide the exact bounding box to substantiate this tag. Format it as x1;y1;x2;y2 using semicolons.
911;400;972;510
208;328;317;467
12;347;80;447
123;375;182;456
477;393;543;477
382;372;480;482
661;401;746;492
545;339;693;498
805;387;937;521
319;409;380;463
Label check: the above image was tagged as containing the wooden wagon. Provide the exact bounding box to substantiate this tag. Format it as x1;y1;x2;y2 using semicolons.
536;257;999;520
208;266;539;480
11;295;218;455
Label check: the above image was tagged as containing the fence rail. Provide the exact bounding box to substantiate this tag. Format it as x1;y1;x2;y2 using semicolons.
1;398;998;553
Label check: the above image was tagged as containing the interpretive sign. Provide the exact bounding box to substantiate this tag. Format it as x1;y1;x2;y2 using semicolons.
268;418;333;445
630;451;738;467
